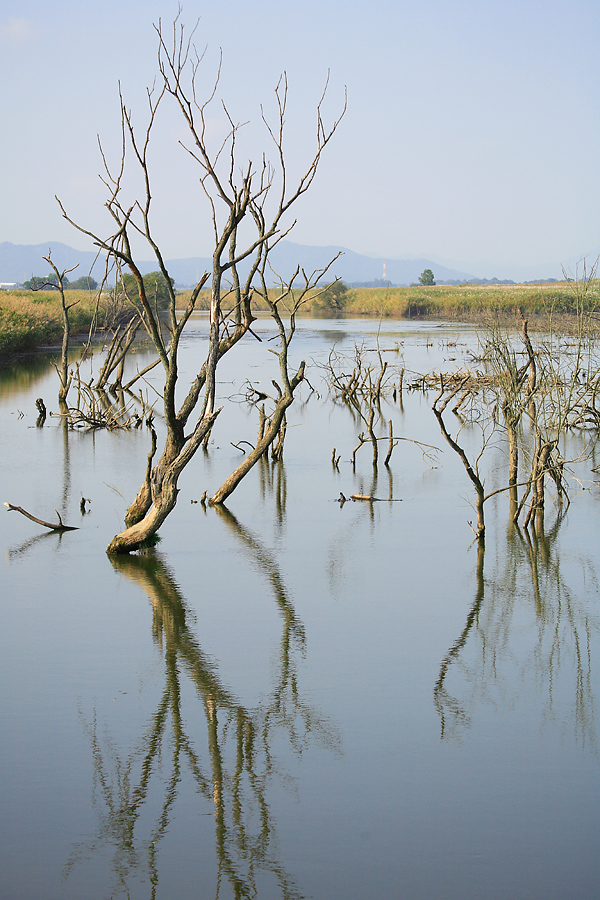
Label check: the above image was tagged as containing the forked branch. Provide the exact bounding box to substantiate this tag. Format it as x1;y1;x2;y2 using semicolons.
4;503;78;532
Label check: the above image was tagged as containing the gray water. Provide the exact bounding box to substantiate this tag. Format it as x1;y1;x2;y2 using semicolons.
1;317;599;899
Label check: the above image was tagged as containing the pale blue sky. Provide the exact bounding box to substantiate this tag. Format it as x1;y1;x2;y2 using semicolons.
1;0;599;277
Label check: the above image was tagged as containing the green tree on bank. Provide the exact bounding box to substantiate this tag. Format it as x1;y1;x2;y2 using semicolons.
311;279;350;313
120;271;174;310
68;275;98;290
419;269;436;286
23;273;64;290
23;273;98;290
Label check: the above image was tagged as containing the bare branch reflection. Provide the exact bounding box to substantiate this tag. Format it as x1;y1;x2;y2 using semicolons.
434;510;600;749
7;529;66;559
65;528;340;899
214;504;340;759
434;541;485;740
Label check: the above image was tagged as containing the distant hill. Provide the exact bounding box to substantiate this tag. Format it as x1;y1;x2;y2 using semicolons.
268;243;476;286
0;239;474;287
2;239;559;287
0;242;102;285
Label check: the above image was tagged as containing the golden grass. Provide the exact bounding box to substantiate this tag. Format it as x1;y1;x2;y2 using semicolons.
175;281;600;331
339;282;600;321
0;290;99;356
3;280;599;359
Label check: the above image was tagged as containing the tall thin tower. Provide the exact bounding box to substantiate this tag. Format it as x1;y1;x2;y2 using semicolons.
383;259;387;283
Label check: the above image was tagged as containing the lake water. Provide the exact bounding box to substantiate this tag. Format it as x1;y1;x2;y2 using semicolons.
1;317;599;899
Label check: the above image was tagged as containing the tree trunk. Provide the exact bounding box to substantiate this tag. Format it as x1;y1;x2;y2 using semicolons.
108;409;220;553
210;364;304;505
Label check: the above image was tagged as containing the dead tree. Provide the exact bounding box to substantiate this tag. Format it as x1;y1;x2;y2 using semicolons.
433;380;487;542
325;341;395;468
94;315;142;391
58;13;345;553
433;376;555;543
210;262;337;505
490;312;585;529
484;321;530;512
33;253;78;404
440;304;598;540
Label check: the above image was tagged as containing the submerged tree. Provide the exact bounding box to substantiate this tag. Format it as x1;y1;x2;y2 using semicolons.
58;14;345;553
429;286;600;545
31;252;78;405
434;507;599;748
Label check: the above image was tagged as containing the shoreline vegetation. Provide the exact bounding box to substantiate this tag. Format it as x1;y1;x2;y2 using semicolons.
0;289;100;358
1;280;599;360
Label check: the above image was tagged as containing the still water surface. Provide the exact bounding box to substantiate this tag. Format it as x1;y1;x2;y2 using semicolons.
1;318;599;899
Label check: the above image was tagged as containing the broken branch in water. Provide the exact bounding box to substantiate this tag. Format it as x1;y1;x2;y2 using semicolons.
4;503;79;532
338;492;387;503
338;492;403;504
231;440;255;453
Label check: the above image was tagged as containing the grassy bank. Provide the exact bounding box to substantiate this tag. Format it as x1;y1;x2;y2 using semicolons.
0;289;99;358
3;280;599;360
175;280;600;323
335;281;600;321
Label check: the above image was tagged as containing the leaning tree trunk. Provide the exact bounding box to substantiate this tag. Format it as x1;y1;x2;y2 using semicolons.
210;363;305;506
58;292;71;404
124;427;184;528
107;409;221;553
433;397;486;543
123;318;253;528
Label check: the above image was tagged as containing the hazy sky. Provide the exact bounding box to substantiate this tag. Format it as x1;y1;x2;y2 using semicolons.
1;0;599;277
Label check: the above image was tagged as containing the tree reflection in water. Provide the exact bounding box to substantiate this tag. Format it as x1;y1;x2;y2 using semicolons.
434;508;599;749
65;507;340;899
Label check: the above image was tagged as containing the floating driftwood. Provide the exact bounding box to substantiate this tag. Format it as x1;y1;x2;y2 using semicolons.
4;503;78;532
339;492;384;504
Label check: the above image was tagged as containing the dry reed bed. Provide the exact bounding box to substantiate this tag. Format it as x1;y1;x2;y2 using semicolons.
177;281;600;322
340;282;600;320
3;281;599;359
0;290;99;356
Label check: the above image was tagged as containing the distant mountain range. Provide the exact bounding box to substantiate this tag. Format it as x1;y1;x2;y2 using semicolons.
0;240;559;287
